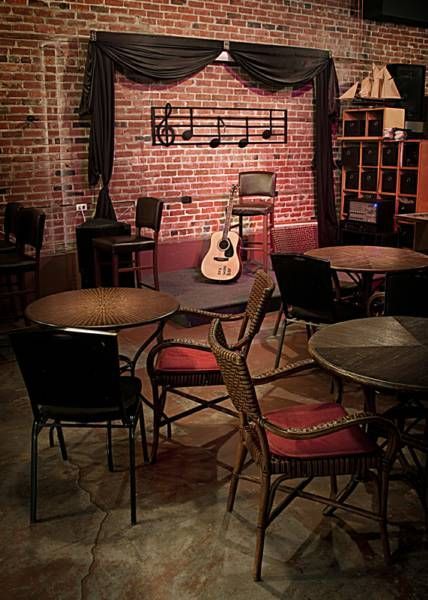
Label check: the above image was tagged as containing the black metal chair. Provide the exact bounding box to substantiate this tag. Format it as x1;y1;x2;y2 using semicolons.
0;207;46;316
374;269;428;520
270;252;362;368
0;202;21;253
93;196;163;290
231;172;277;272
9;327;148;525
146;269;275;463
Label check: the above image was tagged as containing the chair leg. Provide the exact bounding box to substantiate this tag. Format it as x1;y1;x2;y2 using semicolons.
262;215;269;272
112;252;120;287
93;247;102;287
55;422;68;461
253;472;271;582
128;425;137;525
138;407;149;464
272;304;283;337
323;475;359;516
274;318;288;369
378;468;392;564
150;386;167;464
153;247;159;290
227;440;248;512
107;421;114;472
31;421;41;523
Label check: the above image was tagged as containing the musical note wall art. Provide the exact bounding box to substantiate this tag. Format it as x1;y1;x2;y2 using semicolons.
151;105;287;148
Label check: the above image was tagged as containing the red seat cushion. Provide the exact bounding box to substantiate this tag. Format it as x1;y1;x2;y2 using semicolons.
265;403;378;458
156;346;219;372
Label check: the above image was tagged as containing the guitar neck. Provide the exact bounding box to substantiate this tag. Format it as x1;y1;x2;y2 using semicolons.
222;185;237;241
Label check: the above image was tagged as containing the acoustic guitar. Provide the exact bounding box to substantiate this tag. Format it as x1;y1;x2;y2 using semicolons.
201;185;241;282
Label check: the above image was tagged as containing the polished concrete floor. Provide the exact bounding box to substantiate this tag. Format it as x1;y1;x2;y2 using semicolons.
0;311;427;599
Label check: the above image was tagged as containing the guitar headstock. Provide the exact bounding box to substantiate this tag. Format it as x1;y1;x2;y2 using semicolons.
229;184;238;198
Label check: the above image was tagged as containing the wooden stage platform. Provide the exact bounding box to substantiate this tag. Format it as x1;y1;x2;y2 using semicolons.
158;267;280;326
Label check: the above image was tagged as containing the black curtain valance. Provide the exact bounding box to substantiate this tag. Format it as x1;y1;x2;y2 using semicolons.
79;31;339;245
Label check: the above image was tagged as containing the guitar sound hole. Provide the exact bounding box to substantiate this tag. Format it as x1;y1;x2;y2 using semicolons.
218;240;229;251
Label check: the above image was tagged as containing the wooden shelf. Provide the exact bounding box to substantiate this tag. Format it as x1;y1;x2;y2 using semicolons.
340;108;428;236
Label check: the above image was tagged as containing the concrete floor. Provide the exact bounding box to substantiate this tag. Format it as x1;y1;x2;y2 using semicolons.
0;311;427;599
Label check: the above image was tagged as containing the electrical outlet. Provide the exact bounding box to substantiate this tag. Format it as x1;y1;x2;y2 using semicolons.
76;203;87;212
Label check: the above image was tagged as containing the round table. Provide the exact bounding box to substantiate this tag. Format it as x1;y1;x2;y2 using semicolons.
25;287;180;372
25;287;179;330
305;246;428;311
305;245;428;275
308;316;428;396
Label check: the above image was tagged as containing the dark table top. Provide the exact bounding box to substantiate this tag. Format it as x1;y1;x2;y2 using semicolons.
305;246;428;274
25;287;179;330
308;316;428;394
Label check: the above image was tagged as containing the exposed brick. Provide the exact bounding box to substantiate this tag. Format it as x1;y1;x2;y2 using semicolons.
1;0;427;257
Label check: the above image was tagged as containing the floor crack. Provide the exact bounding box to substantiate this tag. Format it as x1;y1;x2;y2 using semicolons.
64;453;111;600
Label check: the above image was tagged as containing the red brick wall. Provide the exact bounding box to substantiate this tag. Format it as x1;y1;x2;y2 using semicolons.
1;1;427;269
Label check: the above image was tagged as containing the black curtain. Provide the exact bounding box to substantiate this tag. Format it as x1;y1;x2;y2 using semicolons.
80;31;339;244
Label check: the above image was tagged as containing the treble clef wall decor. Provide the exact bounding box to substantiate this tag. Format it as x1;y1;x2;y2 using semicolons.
151;105;287;148
155;102;176;147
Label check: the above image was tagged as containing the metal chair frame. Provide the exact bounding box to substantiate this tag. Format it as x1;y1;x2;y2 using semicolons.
93;196;163;290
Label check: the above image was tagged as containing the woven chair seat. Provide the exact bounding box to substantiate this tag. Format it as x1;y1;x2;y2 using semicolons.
266;403;378;458
156;346;219;372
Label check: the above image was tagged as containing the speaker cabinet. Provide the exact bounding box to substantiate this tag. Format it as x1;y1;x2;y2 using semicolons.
400;172;418;195
398;197;416;214
368;119;382;137
345;171;359;189
361;170;378;192
381;171;397;193
402;143;419;167
362;143;378;166
342;145;360;169
387;64;426;122
344;120;365;137
382;143;398;166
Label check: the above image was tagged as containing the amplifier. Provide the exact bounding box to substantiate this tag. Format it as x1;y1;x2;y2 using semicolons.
346;197;395;231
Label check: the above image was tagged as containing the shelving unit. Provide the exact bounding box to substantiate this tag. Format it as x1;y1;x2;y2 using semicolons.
339;107;428;244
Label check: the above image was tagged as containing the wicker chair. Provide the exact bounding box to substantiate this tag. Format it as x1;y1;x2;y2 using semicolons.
146;269;275;463
208;318;400;581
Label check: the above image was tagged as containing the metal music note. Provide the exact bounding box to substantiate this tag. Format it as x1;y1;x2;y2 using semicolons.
155;103;176;147
238;118;249;148
182;108;194;141
151;106;287;147
209;117;226;148
262;110;273;139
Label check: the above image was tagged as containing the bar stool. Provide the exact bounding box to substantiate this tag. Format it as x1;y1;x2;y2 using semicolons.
231;171;277;272
93;196;163;290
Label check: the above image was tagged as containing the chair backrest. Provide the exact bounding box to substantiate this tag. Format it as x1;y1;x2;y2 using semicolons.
239;269;275;353
2;202;21;242
10;327;124;420
271;223;318;254
384;269;428;317
16;207;46;254
239;171;277;199
135;196;164;232
209;318;261;419
270;252;335;323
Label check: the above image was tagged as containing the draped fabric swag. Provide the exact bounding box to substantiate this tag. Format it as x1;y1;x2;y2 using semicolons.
80;31;339;245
